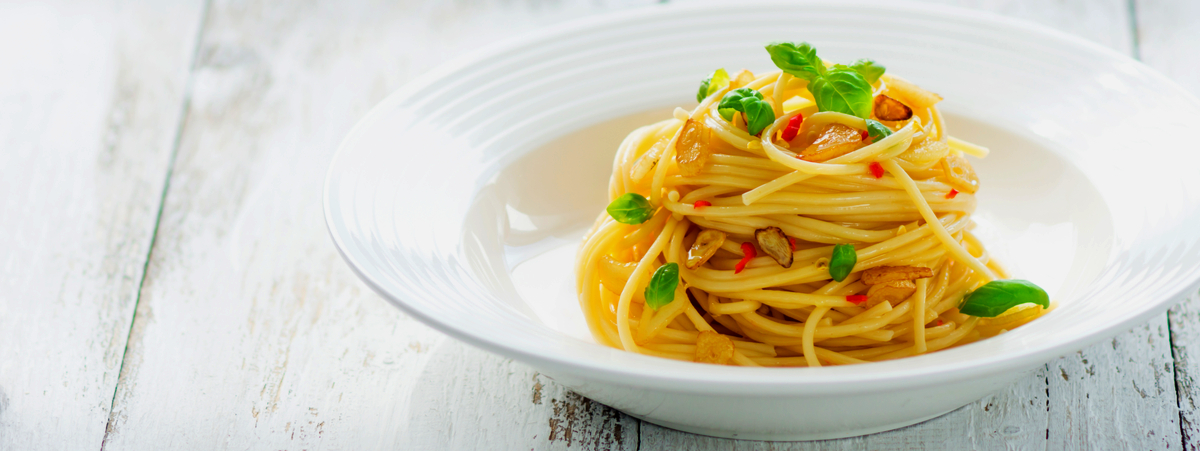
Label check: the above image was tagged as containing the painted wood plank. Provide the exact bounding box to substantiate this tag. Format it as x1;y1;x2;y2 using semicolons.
1135;0;1200;96
639;0;1182;448
1169;293;1200;448
1134;1;1200;447
1047;316;1181;449
0;1;204;449
402;339;638;450
917;0;1134;55
100;1;651;449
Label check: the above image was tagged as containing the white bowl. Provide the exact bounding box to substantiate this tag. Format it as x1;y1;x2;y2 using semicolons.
324;0;1200;440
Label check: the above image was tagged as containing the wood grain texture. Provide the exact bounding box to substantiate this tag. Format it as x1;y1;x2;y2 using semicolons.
403;340;638;450
1135;1;1200;447
1170;293;1200;448
1135;0;1200;96
100;0;651;449
1047;316;1181;449
917;0;1134;54
0;1;204;449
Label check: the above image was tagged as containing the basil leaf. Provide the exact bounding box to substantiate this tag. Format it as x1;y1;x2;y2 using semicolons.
849;59;885;84
644;262;680;310
718;88;762;121
865;119;893;143
716;88;774;135
606;193;654;224
764;43;877;119
740;96;775;136
696;68;731;102
959;280;1049;317
809;67;874;118
765;42;824;81
828;244;857;282
709;69;730;99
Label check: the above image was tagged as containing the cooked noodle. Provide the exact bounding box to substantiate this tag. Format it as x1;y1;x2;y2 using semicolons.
576;58;1047;367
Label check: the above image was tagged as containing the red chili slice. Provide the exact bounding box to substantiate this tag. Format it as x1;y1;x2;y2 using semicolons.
693;200;712;208
734;242;757;274
780;113;804;141
869;162;885;179
945;189;959;199
846;295;868;305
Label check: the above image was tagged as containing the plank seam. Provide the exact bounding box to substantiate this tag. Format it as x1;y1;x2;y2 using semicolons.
97;1;213;448
1172;306;1191;450
1170;293;1195;449
1127;0;1142;60
1043;363;1050;448
635;415;642;451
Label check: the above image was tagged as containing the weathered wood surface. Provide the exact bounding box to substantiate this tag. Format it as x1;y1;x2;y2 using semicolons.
0;1;204;450
1139;1;1200;448
2;0;1198;449
1171;294;1200;449
98;1;653;449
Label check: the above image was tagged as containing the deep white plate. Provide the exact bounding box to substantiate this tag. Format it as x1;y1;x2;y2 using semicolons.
324;0;1200;440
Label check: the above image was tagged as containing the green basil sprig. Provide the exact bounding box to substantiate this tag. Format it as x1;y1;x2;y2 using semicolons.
717;88;776;136
765;42;824;80
865;119;893;143
959;280;1049;317
765;42;884;119
606;193;654;224
697;68;731;102
849;59;885;84
645;262;680;310
828;243;857;282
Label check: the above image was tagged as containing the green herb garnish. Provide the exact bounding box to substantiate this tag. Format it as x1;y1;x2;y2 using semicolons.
606;193;654;224
645;263;680;310
959;280;1050;317
717;88;776;136
828;244;857;282
697;68;731;102
764;42;825;80
865;119;893;143
849;59;885;84
765;42;883;119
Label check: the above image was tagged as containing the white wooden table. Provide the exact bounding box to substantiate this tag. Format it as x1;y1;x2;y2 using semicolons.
3;0;1199;449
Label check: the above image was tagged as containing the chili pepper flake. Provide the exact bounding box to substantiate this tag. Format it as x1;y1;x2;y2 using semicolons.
846;295;868;305
869;162;885;179
936;319;945;326
945;189;959;199
788;237;796;252
780;113;804;142
734;242;757;274
694;200;712;208
860;130;869;141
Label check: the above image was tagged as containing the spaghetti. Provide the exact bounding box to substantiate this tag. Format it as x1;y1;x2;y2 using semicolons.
575;42;1049;367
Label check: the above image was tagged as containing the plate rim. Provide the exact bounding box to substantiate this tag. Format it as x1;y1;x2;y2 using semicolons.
324;0;1200;393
